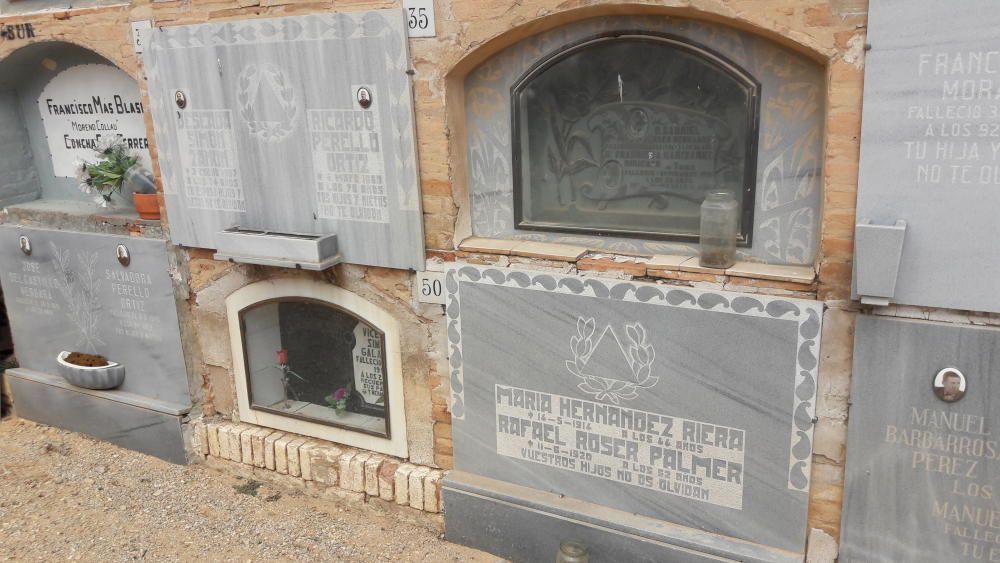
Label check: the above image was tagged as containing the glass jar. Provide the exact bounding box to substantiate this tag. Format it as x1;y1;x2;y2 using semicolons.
699;191;738;269
555;540;589;563
123;165;157;196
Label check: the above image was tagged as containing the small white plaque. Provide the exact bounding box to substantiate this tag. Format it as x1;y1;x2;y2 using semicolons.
37;64;151;178
402;0;436;38
352;323;385;405
131;20;152;54
416;270;446;304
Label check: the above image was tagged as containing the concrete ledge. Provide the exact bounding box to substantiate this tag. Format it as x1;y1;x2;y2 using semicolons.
456;238;817;289
443;471;802;563
7;368;191;416
7;369;187;464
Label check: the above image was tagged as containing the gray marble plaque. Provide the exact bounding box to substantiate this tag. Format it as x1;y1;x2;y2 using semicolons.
0;225;190;408
856;0;1000;312
841;316;1000;563
444;266;822;557
142;11;424;271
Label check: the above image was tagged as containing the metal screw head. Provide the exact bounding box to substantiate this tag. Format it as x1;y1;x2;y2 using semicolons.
174;90;187;109
356;87;372;109
116;244;131;267
18;235;30;255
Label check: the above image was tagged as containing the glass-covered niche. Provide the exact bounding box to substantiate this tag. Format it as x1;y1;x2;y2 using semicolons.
240;299;388;437
513;33;760;243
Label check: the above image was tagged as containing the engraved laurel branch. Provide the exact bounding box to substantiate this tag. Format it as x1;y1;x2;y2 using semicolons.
50;243;105;353
565;317;657;405
237;64;298;142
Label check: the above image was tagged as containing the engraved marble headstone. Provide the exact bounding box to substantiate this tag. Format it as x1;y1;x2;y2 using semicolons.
443;266;822;560
0;225;190;407
143;11;423;270
841;316;1000;563
856;0;1000;312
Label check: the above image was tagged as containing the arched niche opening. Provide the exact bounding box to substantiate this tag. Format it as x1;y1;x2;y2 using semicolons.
0;41;150;213
461;16;825;266
227;278;408;458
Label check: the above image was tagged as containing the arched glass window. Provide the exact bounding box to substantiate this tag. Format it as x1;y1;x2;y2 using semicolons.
513;32;760;243
240;298;389;437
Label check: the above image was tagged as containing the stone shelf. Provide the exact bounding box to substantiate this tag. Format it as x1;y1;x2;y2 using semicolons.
1;199;163;239
457;236;817;286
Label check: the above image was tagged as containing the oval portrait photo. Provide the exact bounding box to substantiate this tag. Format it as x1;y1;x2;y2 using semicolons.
932;368;967;403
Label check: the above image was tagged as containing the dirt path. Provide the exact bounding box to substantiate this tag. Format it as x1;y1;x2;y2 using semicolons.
0;418;496;562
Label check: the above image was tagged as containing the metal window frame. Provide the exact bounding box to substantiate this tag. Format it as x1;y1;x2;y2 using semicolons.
238;296;391;439
510;30;762;245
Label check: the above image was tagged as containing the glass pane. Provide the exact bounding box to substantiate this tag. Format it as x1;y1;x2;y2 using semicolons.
242;300;388;436
516;37;756;240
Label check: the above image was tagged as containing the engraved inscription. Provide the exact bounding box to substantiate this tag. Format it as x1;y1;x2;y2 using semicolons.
582;104;727;203
884;407;1000;560
495;384;746;509
5;261;60;316
309;101;388;223
105;269;161;343
352;323;384;406
904;51;1000;187
177;110;246;211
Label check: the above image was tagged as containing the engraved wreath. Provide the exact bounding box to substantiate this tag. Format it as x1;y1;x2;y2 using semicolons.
236;63;299;143
565;317;658;404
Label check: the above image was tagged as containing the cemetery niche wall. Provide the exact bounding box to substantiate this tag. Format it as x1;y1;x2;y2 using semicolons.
442;266;823;562
0;41;150;211
143;10;424;271
463;16;824;265
854;0;1000;312
0;225;193;464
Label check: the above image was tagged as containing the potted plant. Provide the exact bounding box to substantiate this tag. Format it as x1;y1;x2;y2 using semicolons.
126;165;160;220
74;139;139;209
56;351;126;390
325;384;352;416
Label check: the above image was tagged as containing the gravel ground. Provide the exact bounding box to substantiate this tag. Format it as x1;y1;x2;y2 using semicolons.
0;417;497;562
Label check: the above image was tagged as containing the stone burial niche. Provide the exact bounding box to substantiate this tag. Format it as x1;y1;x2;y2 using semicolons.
141;10;424;271
0;41;151;212
227;279;407;457
465;16;825;264
0;225;193;464
445;15;828;563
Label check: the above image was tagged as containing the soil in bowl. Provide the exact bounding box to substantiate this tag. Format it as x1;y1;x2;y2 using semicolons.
64;352;109;367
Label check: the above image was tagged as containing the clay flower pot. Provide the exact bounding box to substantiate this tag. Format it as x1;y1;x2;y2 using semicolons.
57;351;126;390
133;193;160;220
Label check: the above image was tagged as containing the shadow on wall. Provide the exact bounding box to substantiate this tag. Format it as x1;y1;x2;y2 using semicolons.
0;286;14;417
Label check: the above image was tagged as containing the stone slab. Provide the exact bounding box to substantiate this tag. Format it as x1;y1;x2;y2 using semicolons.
7;369;186;464
0;226;191;407
444;471;801;563
444;265;822;558
142;11;424;271
840;315;1000;562
855;0;1000;312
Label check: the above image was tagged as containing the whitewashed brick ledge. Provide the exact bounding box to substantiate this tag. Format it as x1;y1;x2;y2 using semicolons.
190;418;443;514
